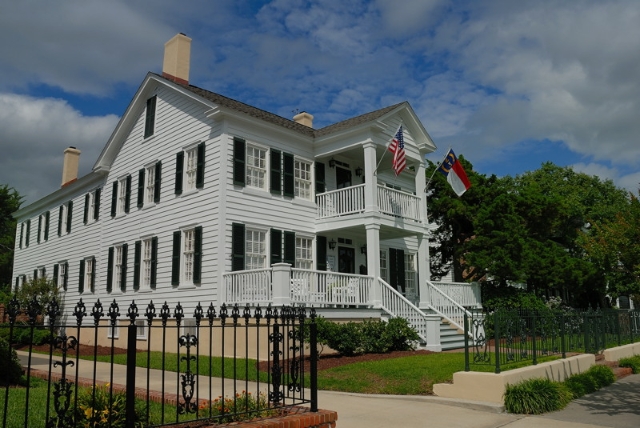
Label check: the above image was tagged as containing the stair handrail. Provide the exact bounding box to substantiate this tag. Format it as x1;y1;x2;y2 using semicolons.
379;278;429;343
425;280;474;338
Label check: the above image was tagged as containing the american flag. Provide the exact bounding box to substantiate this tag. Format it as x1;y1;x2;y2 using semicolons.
388;126;406;175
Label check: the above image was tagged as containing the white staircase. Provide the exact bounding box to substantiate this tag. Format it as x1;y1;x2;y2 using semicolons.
379;278;430;345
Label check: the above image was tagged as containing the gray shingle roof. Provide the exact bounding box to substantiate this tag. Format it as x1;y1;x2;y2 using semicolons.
160;74;407;139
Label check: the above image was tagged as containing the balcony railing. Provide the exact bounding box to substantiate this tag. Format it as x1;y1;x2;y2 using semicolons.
315;184;422;222
430;281;482;308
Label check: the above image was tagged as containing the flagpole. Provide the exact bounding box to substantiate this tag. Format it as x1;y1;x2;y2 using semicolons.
373;123;403;175
425;148;451;192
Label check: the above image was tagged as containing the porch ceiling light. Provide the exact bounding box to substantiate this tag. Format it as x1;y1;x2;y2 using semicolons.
355;166;363;177
361;245;367;254
328;239;337;250
329;158;336;168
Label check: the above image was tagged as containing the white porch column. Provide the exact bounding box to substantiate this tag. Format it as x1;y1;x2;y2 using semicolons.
417;233;431;310
365;224;382;307
423;314;443;352
272;263;292;306
363;141;377;213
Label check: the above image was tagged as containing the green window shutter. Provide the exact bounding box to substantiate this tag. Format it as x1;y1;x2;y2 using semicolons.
37;216;41;244
44;211;50;241
107;247;114;292
14;277;18;289
151;237;158;289
94;188;101;221
53;264;59;286
57;206;63;236
154;161;162;203
137;169;145;208
63;262;68;291
284;231;296;267
25;220;30;247
144;95;156;138
283;152;294;197
121;243;128;292
233;137;246;186
133;240;141;291
90;257;96;292
315;162;326;194
111;181;118;217
66;201;73;234
33;269;37;281
79;259;85;294
270;229;282;264
316;236;327;271
389;248;406;293
196;142;205;189
19;223;23;248
124;176;131;214
83;193;90;224
171;231;181;285
175;151;184;195
194;226;203;284
270;149;282;194
231;223;245;271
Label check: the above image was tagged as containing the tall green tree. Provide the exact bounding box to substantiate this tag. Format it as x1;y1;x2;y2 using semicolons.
0;185;22;289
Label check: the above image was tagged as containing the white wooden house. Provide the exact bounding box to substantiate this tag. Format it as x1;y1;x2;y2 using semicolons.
11;34;480;350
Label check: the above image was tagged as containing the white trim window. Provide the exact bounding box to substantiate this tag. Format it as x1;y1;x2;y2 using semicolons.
380;250;388;282
115;245;124;291
107;320;119;339
58;262;68;289
135;319;147;340
84;257;94;293
404;253;416;296
245;228;266;269
294;159;312;200
184;146;198;192
246;145;267;189
182;318;198;337
182;229;195;284
117;177;128;215
142;238;153;289
145;164;156;205
296;237;313;270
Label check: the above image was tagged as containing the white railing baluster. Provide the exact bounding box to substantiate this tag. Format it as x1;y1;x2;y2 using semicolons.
425;280;474;338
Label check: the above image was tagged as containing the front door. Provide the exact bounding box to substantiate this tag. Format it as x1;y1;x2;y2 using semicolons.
336;167;352;189
338;246;355;274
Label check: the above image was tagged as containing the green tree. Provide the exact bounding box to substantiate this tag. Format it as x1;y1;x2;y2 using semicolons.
14;276;61;316
0;185;22;290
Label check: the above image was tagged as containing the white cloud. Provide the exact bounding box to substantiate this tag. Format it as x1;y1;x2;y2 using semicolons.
572;162;640;194
0;94;118;203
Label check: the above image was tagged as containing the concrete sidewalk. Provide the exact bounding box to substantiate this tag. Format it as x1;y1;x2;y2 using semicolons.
16;351;640;427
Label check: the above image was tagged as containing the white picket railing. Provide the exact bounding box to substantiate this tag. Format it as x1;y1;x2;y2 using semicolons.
430;281;482;308
377;185;421;222
379;278;429;343
223;269;272;304
290;269;373;306
424;280;473;336
316;184;365;218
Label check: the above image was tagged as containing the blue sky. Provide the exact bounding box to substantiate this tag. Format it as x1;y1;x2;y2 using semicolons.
1;0;639;204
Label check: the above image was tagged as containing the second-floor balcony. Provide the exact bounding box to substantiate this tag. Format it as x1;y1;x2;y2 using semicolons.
316;184;422;223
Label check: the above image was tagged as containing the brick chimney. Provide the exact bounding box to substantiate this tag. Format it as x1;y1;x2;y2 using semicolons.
293;111;314;128
61;146;81;187
162;33;192;85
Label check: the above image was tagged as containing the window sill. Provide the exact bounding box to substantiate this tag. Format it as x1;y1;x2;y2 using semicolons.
241;186;272;198
142;203;157;211
178;188;199;198
179;283;197;290
143;134;156;143
292;198;316;209
137;288;153;293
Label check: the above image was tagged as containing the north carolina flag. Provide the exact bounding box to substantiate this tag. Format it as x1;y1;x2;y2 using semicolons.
438;149;471;196
388;126;406;176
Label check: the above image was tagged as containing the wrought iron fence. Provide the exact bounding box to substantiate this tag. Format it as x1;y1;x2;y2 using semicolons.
464;308;640;373
1;296;318;428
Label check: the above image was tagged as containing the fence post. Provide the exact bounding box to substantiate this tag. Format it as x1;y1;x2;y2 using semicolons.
616;311;621;346
531;313;537;366
464;312;470;372
494;312;501;374
126;323;137;428
310;317;318;412
561;312;566;359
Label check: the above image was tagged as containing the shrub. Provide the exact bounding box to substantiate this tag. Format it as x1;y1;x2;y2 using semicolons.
504;378;572;414
564;365;614;399
618;355;640;373
201;391;278;423
383;318;420;351
0;336;23;385
75;383;144;428
587;365;615;389
325;321;362;356
360;319;392;353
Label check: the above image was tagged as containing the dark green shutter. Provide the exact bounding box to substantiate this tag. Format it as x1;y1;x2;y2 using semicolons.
107;247;114;292
154;161;162;203
171;231;181;285
111;181;118;217
19;223;23;248
316;236;327;271
137;169;145;208
37;216;41;243
25;220;30;247
233;137;246;186
33;269;37;281
124;175;131;214
58;206;63;236
231;223;245;271
94;188;101;220
196;142;205;189
389;248;406;293
270;149;282;194
66;201;73;233
83;194;90;224
283;152;294;197
79;259;85;294
53;264;59;286
134;240;141;291
14;277;18;289
151;237;158;289
90;256;96;292
194;226;202;284
63;262;68;291
284;231;296;267
175;151;184;195
270;229;282;264
144;95;156;138
121;243;128;291
315;162;326;193
44;211;50;241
